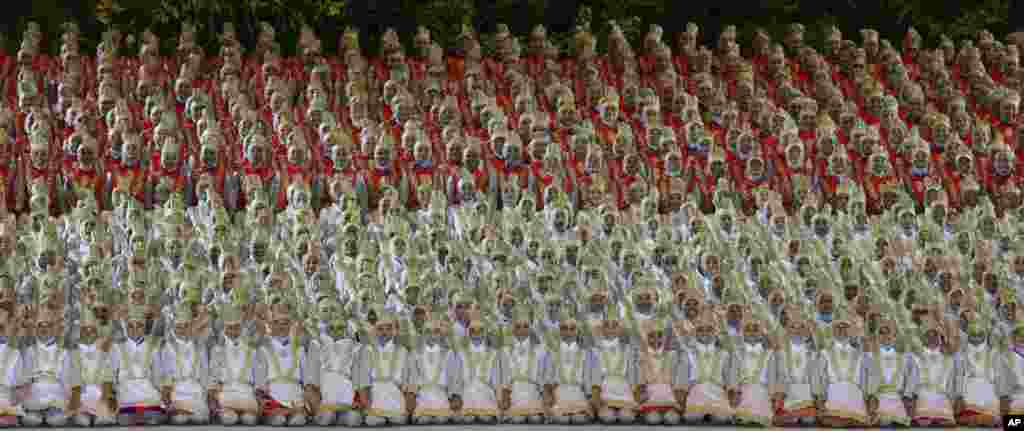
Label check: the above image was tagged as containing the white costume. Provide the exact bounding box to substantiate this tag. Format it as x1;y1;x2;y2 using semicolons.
260;336;309;426
354;339;413;426
21;339;71;427
308;336;363;426
211;336;265;425
998;344;1024;416
455;341;503;424
593;339;638;424
907;347;959;426
0;341;23;427
819;340;872;426
957;341;999;425
113;336;165;425
501;337;548;424
546;340;594;424
636;343;685;425
683;340;736;424
776;339;822;425
733;340;777;426
160;336;211;424
70;342;117;426
409;342;458;425
867;345;912;426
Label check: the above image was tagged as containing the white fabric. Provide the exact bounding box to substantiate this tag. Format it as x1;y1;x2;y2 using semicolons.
368;343;407;416
787;343;813;383
555;384;586;404
506;340;544;414
461;345;499;413
741;343;771;385
962;346;996;414
321;339;357;405
76;344;113;418
599;345;631;405
25;343;68;411
163;340;207;411
264;338;304;404
963;377;998;411
0;344;21;406
414;348;449;408
115;339;161;406
370;381;403;413
452;321;468;337
219;339;259;408
880;349;902;383
557;343;587;384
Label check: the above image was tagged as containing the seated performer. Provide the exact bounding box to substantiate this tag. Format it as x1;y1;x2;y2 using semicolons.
908;316;959;426
354;306;413;426
1001;323;1024;420
211;304;264;426
161;303;211;425
410;311;458;425
21;314;71;427
501;305;548;425
733;310;778;426
545;310;594;425
956;319;1000;427
636;312;685;425
818;308;872;427
682;308;736;425
310;307;364;426
0;307;23;427
454;312;502;424
775;313;821;426
258;300;311;426
70;308;117;427
869;307;912;427
113;307;166;426
592;308;638;425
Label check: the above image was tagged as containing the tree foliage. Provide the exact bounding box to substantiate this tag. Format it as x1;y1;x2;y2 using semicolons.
885;0;1010;42
13;0;1016;56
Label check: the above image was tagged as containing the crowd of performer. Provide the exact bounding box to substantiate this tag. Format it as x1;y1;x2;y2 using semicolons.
0;15;1019;427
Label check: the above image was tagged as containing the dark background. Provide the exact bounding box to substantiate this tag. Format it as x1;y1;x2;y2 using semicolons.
1;0;1019;55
